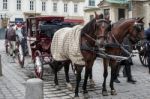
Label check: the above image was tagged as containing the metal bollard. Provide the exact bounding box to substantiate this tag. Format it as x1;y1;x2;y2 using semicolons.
25;78;43;99
0;54;2;76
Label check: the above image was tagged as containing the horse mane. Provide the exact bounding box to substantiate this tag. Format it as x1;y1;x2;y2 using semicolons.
112;18;137;28
81;19;96;35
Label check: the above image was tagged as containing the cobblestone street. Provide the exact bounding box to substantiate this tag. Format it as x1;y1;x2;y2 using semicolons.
0;40;150;99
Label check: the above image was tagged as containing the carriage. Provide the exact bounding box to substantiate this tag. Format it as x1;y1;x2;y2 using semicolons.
26;16;75;78
136;40;149;67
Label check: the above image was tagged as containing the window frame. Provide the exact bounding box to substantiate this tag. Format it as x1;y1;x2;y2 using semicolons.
89;0;95;6
42;1;46;11
64;3;68;13
104;9;110;16
30;0;34;11
17;0;21;11
3;0;8;10
74;4;78;13
53;2;57;12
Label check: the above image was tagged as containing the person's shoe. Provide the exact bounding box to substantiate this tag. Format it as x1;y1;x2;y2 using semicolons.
114;78;121;83
127;78;137;84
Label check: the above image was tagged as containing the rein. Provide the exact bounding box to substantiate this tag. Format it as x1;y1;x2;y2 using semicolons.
110;32;132;57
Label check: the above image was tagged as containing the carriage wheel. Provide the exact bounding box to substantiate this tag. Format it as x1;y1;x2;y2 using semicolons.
138;42;148;67
16;44;25;68
34;51;43;79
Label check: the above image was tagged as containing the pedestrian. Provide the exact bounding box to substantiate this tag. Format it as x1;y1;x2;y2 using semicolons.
145;23;150;39
145;23;150;73
114;35;137;84
5;23;16;57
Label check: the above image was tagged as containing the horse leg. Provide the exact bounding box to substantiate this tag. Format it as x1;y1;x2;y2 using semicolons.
74;64;83;97
89;68;95;86
83;60;94;93
64;61;73;91
110;63;118;95
52;61;63;90
102;59;108;96
82;67;89;94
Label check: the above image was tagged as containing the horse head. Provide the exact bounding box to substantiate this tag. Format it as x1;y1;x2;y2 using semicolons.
111;17;144;44
82;12;111;46
128;17;144;44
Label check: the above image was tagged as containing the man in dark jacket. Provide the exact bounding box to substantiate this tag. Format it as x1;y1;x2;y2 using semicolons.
145;23;150;39
145;23;150;73
114;35;137;84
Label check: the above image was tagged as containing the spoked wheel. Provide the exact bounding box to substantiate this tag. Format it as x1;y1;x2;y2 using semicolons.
34;50;43;79
138;42;148;67
16;44;25;68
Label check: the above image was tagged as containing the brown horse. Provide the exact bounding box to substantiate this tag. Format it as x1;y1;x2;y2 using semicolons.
102;17;144;96
50;12;111;97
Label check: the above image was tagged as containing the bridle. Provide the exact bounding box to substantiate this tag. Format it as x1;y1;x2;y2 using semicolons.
83;19;110;46
129;22;144;44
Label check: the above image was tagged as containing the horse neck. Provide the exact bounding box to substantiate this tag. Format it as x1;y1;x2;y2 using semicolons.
113;20;134;43
81;32;96;46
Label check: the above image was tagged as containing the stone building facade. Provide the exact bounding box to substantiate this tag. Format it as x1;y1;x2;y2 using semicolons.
0;0;85;28
128;0;150;28
98;0;150;28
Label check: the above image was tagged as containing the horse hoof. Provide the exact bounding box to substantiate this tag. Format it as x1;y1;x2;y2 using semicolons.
102;90;108;96
89;79;95;86
111;90;117;95
66;83;73;91
74;94;79;99
83;90;88;94
55;85;60;90
74;97;80;99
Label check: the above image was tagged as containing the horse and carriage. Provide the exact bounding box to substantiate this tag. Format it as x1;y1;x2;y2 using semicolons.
5;13;146;97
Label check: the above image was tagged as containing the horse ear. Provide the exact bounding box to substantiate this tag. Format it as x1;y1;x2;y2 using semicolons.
94;12;99;19
139;17;144;21
136;17;140;20
137;17;144;22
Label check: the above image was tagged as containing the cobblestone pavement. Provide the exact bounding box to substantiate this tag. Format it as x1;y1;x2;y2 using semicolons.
0;40;150;99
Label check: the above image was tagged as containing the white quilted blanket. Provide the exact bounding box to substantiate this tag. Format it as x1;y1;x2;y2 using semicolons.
51;25;85;65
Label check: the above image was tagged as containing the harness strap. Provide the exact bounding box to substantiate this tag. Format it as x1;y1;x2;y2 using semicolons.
110;32;131;57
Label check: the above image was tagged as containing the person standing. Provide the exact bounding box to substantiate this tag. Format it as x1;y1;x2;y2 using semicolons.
145;23;150;73
5;23;16;57
114;35;137;84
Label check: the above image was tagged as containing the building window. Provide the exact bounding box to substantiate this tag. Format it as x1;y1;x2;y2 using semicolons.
104;9;110;16
17;0;21;10
30;0;34;11
90;15;94;20
89;0;95;6
64;4;67;12
74;4;78;13
42;1;46;11
3;0;8;10
53;3;57;12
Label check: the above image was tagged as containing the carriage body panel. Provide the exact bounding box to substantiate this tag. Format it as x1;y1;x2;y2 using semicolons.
26;16;64;57
26;16;75;78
